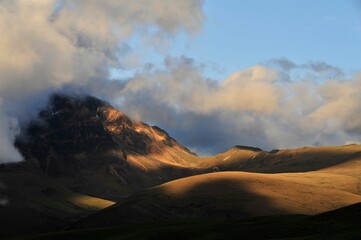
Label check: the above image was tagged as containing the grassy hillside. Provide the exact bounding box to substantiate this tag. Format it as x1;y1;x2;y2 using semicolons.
73;170;361;229
200;144;361;173
3;144;361;238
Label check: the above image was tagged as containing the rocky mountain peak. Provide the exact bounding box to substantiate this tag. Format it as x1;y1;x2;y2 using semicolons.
16;93;194;179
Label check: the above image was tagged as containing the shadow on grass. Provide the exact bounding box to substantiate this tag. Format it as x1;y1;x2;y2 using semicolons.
12;205;361;240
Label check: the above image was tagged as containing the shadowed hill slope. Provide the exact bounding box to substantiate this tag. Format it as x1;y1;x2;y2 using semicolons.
0;162;113;238
19;203;361;240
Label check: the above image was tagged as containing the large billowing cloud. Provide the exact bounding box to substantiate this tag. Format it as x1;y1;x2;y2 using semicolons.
117;56;361;155
0;0;204;99
0;0;204;163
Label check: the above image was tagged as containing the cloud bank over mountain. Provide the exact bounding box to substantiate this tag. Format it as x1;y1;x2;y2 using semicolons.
0;0;204;162
0;0;360;161
118;56;361;154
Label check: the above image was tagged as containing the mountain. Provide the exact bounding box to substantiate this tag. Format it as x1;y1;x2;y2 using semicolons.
1;93;361;239
15;94;200;199
1;94;200;238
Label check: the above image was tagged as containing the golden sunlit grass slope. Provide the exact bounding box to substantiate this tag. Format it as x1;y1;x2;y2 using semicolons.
197;144;361;205
74;168;361;229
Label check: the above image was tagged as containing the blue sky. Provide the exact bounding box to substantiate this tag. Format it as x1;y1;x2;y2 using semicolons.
154;0;361;80
113;1;361;81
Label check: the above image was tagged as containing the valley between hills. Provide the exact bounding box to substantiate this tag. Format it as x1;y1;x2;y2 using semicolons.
1;94;361;239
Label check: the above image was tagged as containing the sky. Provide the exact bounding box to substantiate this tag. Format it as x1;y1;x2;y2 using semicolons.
197;0;361;77
121;0;361;80
0;0;361;162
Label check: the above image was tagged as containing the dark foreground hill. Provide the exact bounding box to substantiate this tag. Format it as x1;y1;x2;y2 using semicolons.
14;203;361;240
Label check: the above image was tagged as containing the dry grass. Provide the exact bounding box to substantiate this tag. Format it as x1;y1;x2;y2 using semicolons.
156;171;361;216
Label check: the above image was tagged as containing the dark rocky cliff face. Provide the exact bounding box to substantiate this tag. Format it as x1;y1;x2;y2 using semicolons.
18;94;140;175
15;93;197;198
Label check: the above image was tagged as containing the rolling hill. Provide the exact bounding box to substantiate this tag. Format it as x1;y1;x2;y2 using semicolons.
73;170;361;229
199;144;361;173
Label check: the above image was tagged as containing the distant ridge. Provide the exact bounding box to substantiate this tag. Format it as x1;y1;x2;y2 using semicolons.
233;145;263;152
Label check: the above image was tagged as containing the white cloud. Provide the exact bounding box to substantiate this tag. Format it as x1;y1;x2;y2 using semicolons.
0;98;23;163
116;57;361;154
0;0;205;162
